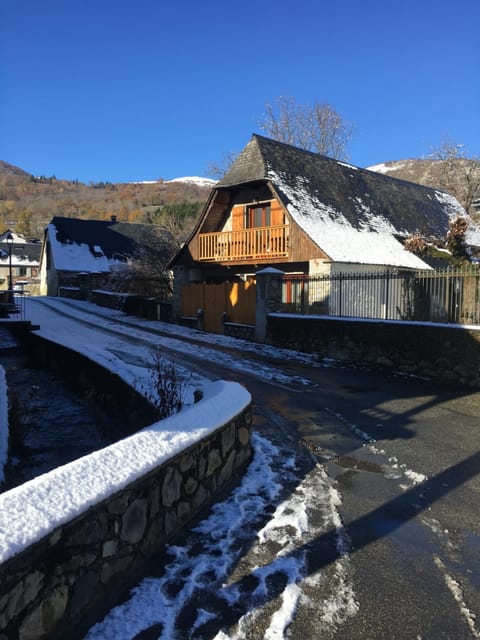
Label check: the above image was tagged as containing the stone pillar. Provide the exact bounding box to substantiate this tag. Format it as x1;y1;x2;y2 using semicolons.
77;272;90;300
255;268;284;343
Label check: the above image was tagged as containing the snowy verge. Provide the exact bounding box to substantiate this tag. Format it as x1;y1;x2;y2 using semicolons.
0;380;251;564
269;312;480;332
0;366;7;484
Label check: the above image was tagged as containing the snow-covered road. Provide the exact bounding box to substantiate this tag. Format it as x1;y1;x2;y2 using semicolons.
20;298;480;639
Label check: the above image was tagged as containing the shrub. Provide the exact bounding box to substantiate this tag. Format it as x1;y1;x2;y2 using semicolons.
147;348;186;420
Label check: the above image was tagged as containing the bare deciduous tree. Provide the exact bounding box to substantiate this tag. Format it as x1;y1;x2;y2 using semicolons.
205;150;239;181
430;139;480;215
258;96;353;160
108;226;179;299
207;96;353;179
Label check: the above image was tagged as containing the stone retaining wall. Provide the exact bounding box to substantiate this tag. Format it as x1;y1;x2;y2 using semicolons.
267;314;480;387
223;322;255;341
0;402;253;640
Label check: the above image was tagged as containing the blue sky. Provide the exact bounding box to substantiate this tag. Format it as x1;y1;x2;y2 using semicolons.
1;0;479;183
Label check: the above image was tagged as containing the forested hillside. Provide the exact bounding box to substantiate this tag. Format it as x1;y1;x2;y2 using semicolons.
0;161;213;240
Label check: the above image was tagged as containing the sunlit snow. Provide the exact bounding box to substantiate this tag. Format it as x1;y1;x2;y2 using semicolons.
267;169;430;268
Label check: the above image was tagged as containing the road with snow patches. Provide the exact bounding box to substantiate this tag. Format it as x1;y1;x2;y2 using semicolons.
25;297;480;640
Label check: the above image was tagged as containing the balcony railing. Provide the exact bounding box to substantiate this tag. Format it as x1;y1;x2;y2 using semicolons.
198;225;289;262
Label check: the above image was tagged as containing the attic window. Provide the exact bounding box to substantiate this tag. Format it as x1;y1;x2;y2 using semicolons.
246;202;271;228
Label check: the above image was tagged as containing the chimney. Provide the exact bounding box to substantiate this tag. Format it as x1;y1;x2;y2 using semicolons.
111;215;117;223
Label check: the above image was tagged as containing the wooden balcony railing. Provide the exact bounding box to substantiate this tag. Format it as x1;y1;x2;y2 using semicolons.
198;225;289;262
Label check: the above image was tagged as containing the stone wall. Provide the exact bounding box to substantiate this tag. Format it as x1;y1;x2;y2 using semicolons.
223;322;255;341
267;314;480;387
0;403;253;640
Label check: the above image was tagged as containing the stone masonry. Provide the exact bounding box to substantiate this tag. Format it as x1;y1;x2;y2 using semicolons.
0;405;253;640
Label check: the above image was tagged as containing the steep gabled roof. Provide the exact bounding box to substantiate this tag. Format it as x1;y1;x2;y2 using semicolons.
217;135;479;268
46;216;174;272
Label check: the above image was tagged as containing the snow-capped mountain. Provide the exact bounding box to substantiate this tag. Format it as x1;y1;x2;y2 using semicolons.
165;176;217;187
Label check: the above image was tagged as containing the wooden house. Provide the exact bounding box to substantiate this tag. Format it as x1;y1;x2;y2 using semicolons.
170;135;480;331
172;134;479;279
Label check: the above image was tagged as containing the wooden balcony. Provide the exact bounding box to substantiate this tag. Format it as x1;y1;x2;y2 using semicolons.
198;225;289;262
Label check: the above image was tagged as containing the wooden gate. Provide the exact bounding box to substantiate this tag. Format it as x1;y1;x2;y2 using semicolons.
181;281;256;333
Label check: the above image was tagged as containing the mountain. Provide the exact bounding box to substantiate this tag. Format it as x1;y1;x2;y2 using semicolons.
0;162;214;240
0;160;31;178
166;176;217;188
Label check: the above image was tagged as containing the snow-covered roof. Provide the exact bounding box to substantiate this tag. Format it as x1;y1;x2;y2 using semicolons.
0;242;41;267
0;230;27;244
46;217;175;273
214;135;478;268
268;168;430;268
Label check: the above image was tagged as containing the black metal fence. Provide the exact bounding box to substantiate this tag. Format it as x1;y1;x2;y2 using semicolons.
281;267;480;325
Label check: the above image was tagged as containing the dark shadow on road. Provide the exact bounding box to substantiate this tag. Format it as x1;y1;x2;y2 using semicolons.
191;448;480;639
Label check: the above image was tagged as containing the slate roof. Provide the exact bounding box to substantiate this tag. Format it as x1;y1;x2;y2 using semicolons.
46;216;174;272
215;134;480;268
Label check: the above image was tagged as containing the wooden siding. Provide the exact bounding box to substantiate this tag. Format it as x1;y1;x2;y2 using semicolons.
181;281;256;333
288;218;328;262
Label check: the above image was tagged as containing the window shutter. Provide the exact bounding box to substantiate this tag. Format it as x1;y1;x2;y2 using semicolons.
271;200;285;226
232;205;245;230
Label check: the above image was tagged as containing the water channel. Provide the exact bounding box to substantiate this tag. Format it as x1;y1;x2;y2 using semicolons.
0;328;124;493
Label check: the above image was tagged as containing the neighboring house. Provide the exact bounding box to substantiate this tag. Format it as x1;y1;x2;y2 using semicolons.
40;216;175;296
0;231;41;295
170;134;480;330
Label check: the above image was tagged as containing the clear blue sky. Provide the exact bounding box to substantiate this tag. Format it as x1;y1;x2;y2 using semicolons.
1;0;479;183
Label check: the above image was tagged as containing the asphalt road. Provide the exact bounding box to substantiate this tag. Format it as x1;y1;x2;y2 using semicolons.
194;348;480;639
26;298;480;639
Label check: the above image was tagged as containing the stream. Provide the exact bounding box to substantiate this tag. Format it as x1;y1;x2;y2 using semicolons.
0;328;122;492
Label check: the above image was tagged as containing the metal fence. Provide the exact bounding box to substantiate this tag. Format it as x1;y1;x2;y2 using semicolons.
281;267;480;325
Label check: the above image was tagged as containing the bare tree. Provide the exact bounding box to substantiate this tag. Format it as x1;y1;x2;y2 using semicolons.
430;139;480;215
258;96;353;160
205;150;239;181
207;96;353;179
108;226;179;299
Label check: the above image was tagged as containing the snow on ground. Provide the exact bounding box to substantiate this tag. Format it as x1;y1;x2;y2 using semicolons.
25;297;330;393
84;432;357;640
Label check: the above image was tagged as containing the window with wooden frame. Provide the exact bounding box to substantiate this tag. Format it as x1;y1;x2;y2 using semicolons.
246;202;271;228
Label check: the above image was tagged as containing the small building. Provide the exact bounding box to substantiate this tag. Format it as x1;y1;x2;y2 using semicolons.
0;231;41;295
40;216;175;297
